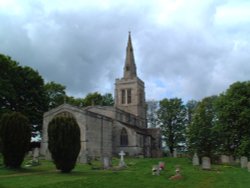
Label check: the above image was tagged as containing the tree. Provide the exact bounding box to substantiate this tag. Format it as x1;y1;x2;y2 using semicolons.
48;116;80;173
187;96;219;158
186;100;198;126
83;92;103;106
44;81;66;109
215;81;250;157
157;98;186;155
101;93;114;106
0;54;48;129
147;100;159;128
0;112;31;168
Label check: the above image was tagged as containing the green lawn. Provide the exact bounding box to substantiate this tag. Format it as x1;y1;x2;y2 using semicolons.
0;156;250;188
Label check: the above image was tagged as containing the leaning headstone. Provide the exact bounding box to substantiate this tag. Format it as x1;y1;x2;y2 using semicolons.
192;153;199;166
103;156;112;169
119;150;126;167
173;149;177;158
247;162;250;172
240;156;248;168
202;157;211;170
221;155;230;164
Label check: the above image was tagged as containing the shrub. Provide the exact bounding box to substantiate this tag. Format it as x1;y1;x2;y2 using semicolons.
48;116;80;173
0;112;31;168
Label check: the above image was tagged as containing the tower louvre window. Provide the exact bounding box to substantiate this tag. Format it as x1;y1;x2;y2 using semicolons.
127;89;132;104
121;89;126;104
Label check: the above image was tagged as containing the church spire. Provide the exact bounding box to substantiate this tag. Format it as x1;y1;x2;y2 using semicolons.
123;32;137;79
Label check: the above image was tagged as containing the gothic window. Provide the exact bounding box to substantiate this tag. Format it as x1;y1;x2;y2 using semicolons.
120;128;128;146
121;89;125;104
127;89;132;104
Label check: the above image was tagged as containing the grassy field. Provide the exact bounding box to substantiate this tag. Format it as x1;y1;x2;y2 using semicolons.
0;156;250;188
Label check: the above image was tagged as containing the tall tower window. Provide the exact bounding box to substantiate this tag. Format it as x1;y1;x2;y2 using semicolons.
127;89;132;104
120;128;128;146
121;89;132;104
121;89;126;104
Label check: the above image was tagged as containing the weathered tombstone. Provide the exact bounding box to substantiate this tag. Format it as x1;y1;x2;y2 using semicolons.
247;162;250;172
119;150;126;167
221;155;230;164
152;165;160;175
173;149;177;158
192;153;199;166
240;156;248;168
202;157;211;170
103;156;112;169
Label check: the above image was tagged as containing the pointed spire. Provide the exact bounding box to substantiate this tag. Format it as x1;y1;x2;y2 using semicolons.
123;32;137;79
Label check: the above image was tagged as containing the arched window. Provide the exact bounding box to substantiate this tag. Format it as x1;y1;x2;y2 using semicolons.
120;128;128;146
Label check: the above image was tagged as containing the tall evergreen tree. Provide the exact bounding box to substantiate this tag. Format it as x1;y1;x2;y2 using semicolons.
0;112;31;168
48;116;80;173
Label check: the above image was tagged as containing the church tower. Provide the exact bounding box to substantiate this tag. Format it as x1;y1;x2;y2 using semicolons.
115;32;147;126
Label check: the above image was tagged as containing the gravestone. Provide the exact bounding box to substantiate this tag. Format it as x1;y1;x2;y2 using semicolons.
152;165;160;175
229;155;234;164
119;150;126;167
202;157;211;170
247;162;250;172
173;149;177;158
103;156;112;169
240;156;248;168
220;155;230;164
192;153;199;166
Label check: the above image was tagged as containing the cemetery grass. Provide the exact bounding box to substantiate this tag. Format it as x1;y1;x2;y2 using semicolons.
0;156;250;188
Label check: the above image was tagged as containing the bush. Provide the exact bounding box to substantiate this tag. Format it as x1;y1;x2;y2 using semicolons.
48;116;80;173
0;112;31;168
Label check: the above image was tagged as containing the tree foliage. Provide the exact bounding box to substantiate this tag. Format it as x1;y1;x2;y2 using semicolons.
0;54;48;127
215;81;250;157
187;96;219;158
0;112;31;168
157;98;186;154
44;81;66;109
48;116;80;173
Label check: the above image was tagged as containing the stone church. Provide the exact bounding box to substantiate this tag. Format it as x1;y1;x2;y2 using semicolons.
40;33;162;162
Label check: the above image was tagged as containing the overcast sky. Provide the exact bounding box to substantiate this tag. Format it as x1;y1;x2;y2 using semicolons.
0;0;250;102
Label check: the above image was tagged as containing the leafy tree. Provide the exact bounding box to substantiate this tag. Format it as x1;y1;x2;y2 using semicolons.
101;93;114;106
48;116;80;173
187;96;219;158
215;81;250;156
0;54;48;129
44;81;66;109
147;100;159;128
157;98;186;155
83;92;103;106
186;100;198;126
0;112;31;168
